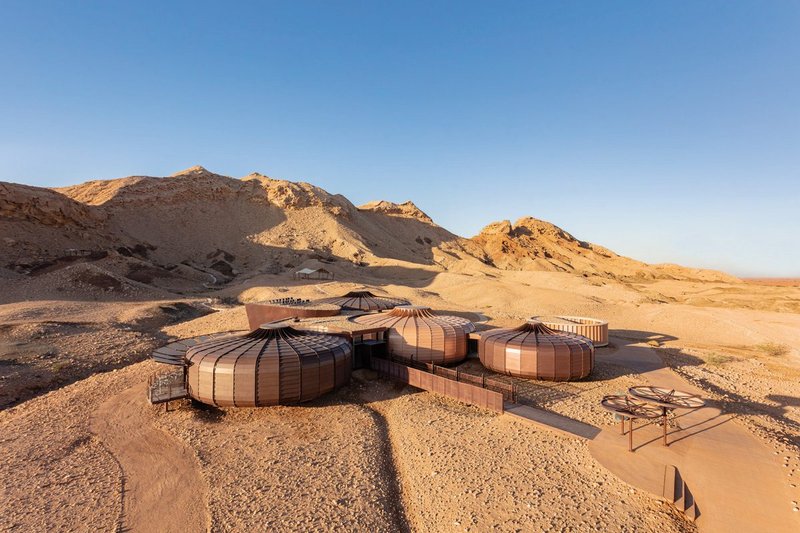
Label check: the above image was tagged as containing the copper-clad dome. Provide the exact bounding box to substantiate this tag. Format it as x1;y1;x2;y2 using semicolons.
185;325;352;407
479;320;594;381
318;290;410;311
350;305;473;364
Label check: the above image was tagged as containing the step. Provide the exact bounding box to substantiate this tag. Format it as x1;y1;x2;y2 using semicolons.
662;465;698;522
662;465;678;503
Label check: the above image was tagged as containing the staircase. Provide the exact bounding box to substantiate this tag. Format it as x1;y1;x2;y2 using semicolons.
662;465;699;522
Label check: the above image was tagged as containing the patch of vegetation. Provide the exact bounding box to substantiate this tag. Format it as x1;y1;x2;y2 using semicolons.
50;361;69;372
646;340;660;347
755;343;789;357
705;353;735;366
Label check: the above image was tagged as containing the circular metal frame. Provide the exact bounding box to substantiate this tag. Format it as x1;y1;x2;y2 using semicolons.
530;315;608;347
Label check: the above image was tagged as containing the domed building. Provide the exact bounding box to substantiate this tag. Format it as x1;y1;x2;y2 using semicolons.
350;305;474;365
184;325;352;407
479;320;594;381
318;290;410;311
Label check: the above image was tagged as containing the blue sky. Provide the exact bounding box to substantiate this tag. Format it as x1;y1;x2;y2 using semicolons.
1;1;798;277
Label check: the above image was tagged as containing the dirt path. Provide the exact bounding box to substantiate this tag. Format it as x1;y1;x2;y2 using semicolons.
89;384;209;533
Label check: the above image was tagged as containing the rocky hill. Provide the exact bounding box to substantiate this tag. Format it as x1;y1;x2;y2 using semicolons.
0;166;736;293
472;217;737;282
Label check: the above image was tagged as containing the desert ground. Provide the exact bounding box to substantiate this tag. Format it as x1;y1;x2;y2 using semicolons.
1;169;799;531
1;269;798;532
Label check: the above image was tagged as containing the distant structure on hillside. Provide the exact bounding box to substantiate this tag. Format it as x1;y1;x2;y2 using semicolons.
294;267;334;280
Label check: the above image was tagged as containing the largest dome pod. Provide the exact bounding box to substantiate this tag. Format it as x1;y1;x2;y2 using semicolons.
185;325;352;407
350;305;474;364
318;290;410;311
479;320;594;381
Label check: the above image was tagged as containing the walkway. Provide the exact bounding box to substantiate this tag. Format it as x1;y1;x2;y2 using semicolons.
588;339;799;533
504;403;600;439
89;384;209;532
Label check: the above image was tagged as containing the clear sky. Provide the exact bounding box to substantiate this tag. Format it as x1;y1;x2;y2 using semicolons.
1;1;798;277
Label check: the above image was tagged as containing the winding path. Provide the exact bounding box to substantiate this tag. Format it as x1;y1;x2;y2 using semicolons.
89;384;209;533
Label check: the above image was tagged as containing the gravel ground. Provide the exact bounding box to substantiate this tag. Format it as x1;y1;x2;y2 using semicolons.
363;380;694;532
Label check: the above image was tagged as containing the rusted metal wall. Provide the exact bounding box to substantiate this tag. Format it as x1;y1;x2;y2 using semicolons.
370;357;504;413
531;315;609;347
426;364;515;402
244;302;341;331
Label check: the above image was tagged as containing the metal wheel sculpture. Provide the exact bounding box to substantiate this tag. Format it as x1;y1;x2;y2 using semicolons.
628;386;705;409
600;394;662;452
628;386;705;446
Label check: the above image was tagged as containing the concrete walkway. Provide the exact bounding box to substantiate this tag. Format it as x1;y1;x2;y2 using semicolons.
588;338;800;533
504;403;600;439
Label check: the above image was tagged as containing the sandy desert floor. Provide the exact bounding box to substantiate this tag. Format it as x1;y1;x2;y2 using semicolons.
1;270;798;532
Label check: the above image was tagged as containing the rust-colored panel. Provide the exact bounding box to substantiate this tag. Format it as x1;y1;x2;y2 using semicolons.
351;306;472;365
531;315;609;347
183;325;352;407
370;357;505;413
478;320;595;381
245;300;341;331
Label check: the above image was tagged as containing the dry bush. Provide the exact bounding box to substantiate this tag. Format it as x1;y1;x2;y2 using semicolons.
755;343;789;357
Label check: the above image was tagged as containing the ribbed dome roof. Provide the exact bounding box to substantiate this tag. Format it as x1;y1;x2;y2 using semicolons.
479;320;594;381
351;305;474;364
318;290;410;311
185;325;351;407
151;330;245;365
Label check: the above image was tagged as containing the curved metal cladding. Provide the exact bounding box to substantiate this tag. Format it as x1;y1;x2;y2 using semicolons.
479;321;594;381
318;290;410;311
184;325;352;407
531;315;609;347
244;301;341;330
151;331;245;365
350;305;473;364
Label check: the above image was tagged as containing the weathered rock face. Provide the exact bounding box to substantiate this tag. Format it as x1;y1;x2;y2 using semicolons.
358;200;434;224
471;217;738;282
243;173;355;216
0;166;737;283
0;182;104;228
479;219;512;236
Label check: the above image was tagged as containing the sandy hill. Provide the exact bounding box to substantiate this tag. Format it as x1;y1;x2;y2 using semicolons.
0;166;735;294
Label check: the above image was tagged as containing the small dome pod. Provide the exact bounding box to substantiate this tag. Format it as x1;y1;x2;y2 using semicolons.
184;325;352;407
479;320;594;381
350;305;473;365
530;315;608;347
317;290;410;311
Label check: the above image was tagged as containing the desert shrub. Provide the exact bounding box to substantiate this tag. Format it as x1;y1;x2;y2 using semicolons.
705;353;735;366
755;343;789;357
